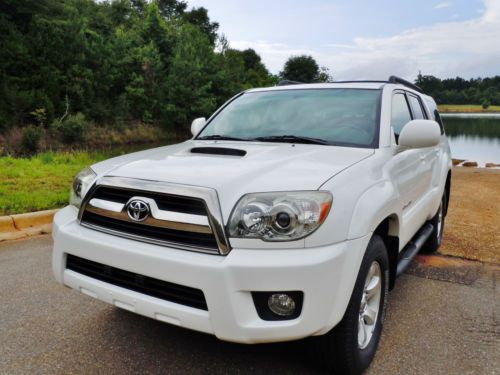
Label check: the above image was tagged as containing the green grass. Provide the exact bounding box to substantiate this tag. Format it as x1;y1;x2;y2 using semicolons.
438;104;500;113
0;151;111;215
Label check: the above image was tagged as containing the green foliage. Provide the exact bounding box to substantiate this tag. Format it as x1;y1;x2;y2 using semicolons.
0;150;110;215
318;66;333;83
280;55;321;83
30;108;47;127
58;112;87;144
0;0;275;138
20;125;42;155
416;74;500;105
165;24;216;136
481;99;490;109
182;7;219;45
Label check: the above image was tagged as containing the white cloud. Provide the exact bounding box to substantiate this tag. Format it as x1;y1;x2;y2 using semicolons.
435;2;452;9
229;0;500;80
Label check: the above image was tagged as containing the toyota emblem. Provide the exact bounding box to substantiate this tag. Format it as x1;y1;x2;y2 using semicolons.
126;199;150;222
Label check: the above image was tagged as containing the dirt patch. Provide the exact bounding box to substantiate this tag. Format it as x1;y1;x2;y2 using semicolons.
439;167;500;264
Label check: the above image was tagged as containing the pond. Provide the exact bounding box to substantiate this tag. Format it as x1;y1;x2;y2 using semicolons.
442;115;500;166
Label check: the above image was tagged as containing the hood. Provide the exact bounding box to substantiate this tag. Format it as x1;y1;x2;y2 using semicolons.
91;140;373;217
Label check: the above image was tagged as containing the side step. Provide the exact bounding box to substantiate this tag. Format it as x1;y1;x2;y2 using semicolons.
396;223;434;277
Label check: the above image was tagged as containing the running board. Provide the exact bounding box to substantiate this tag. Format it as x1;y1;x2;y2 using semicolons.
396;223;434;277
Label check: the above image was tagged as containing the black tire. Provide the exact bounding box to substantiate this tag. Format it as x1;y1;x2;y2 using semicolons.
309;235;389;374
421;191;446;253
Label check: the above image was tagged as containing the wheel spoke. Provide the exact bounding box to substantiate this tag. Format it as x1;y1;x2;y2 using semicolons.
363;306;377;326
365;264;376;288
358;317;367;346
365;275;380;299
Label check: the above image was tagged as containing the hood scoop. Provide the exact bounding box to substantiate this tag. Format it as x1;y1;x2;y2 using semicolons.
190;147;246;157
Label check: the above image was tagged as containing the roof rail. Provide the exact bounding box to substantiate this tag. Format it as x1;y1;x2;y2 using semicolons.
388;75;423;93
277;80;303;86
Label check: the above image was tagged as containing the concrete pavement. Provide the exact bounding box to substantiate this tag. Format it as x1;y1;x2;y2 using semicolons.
0;236;498;374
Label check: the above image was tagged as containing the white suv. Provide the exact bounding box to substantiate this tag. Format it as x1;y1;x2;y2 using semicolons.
53;76;451;373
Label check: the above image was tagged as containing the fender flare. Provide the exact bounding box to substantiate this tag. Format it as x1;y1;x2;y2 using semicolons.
348;180;400;240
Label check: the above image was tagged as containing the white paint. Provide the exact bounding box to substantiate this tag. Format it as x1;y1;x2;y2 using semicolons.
53;82;452;343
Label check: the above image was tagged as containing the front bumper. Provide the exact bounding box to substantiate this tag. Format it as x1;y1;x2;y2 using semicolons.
52;206;369;344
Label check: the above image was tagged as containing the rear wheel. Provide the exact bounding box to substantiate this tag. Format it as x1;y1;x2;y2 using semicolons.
422;191;446;253
309;235;389;374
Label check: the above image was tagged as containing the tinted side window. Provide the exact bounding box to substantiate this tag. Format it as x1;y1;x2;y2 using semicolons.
391;93;412;135
408;95;425;119
424;97;444;134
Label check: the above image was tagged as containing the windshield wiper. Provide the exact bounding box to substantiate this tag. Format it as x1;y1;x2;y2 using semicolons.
197;134;249;141
253;135;330;145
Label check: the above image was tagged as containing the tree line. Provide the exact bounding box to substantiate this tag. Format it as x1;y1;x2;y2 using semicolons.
416;73;500;107
2;0;496;152
0;0;279;140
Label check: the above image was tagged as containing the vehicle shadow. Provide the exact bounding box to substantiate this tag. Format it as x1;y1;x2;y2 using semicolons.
96;306;327;374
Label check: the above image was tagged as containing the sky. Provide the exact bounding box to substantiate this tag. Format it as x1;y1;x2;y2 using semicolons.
186;0;499;80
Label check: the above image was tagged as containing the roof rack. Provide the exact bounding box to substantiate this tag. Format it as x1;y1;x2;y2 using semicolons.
332;80;387;84
277;80;303;86
274;76;424;93
388;76;423;93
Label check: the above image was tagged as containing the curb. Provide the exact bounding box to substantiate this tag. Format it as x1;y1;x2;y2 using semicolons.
0;209;58;242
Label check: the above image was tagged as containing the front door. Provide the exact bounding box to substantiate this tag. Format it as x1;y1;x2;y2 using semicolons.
390;91;431;248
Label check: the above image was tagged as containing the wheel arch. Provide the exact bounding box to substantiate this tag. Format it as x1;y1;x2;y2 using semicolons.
444;169;451;216
373;215;400;290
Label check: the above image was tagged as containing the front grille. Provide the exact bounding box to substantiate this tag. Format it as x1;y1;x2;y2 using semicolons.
81;186;219;253
82;211;219;249
66;254;208;310
92;186;207;215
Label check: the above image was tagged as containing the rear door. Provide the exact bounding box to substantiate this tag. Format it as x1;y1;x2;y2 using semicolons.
423;97;447;190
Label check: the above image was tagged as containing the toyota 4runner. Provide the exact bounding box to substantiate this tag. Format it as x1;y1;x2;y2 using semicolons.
53;76;452;374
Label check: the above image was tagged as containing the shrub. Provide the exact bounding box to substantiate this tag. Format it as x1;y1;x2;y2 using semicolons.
59;113;86;144
30;107;47;127
481;99;490;110
20;125;42;155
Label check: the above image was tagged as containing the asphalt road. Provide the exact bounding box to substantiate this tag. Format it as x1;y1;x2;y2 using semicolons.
1;236;498;374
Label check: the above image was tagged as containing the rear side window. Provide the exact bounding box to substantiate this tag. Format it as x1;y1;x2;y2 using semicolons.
391;93;412;135
424;97;444;134
408;95;425;119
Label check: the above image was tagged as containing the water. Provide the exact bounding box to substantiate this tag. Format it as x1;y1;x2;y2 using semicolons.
442;116;500;165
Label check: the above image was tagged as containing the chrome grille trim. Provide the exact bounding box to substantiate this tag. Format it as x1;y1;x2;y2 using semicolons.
86;197;211;234
78;177;231;255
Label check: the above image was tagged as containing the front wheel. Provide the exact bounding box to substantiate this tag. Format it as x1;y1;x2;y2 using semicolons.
309;235;389;374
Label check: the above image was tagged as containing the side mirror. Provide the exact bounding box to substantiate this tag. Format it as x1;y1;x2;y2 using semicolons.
398;120;441;150
191;117;206;137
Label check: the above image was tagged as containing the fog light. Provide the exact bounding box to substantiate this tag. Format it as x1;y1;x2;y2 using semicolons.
268;293;296;316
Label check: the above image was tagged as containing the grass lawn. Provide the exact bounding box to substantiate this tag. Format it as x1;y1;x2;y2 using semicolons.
438;104;500;113
0;151;111;215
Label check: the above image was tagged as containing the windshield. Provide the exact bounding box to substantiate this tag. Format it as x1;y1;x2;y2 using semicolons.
197;89;380;147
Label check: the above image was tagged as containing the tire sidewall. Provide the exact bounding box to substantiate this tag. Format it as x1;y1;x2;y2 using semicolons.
351;236;389;372
437;194;446;245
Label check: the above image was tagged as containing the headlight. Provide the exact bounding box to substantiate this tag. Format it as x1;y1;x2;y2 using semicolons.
228;191;332;241
70;167;97;208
